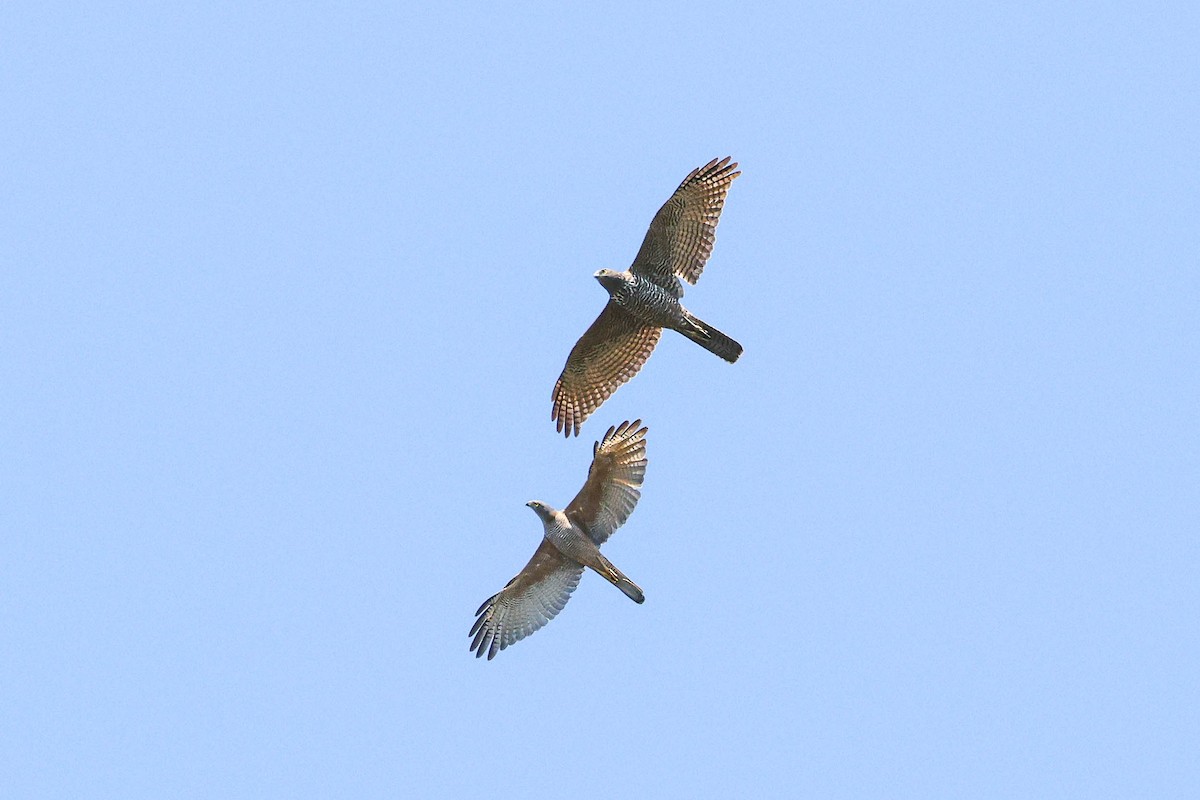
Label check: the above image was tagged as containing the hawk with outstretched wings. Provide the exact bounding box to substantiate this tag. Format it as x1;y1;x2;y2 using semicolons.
470;420;649;659
551;158;743;437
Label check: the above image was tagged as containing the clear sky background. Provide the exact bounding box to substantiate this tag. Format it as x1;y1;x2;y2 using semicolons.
3;2;1197;797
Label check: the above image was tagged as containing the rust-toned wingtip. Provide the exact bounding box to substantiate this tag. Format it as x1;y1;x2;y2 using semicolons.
611;419;645;441
552;404;581;437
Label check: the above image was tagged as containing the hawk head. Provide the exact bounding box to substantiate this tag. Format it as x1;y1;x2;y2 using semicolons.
526;500;567;530
593;268;628;295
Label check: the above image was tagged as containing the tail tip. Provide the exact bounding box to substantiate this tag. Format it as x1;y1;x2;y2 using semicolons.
621;581;646;604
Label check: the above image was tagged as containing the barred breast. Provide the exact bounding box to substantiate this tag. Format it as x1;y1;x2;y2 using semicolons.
616;276;687;329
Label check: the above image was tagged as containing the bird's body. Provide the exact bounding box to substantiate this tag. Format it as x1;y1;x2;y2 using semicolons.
532;502;645;604
596;271;687;328
470;420;649;660
552;157;744;437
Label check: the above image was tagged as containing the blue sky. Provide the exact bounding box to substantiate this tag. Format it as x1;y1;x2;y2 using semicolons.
3;2;1197;797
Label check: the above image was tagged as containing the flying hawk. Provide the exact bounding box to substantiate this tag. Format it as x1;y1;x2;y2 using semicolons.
551;157;743;437
470;420;649;659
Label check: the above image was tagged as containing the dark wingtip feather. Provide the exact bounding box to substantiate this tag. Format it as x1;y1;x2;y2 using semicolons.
474;593;498;618
470;624;489;656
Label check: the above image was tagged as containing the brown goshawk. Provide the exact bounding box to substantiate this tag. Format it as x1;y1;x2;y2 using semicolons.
551;157;743;437
470;420;648;660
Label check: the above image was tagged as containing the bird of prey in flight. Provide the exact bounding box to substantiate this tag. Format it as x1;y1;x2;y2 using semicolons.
470;420;649;660
551;157;743;437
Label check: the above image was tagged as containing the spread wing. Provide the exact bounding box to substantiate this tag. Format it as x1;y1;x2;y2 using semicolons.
551;304;661;437
565;420;648;545
470;540;584;660
629;157;740;291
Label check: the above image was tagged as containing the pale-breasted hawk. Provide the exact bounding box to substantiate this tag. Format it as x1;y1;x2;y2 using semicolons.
470;420;648;660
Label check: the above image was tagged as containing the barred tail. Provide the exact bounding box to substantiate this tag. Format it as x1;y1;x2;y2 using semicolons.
681;313;743;363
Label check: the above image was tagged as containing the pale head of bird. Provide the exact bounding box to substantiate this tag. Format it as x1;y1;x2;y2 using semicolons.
593;268;627;295
525;500;555;524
